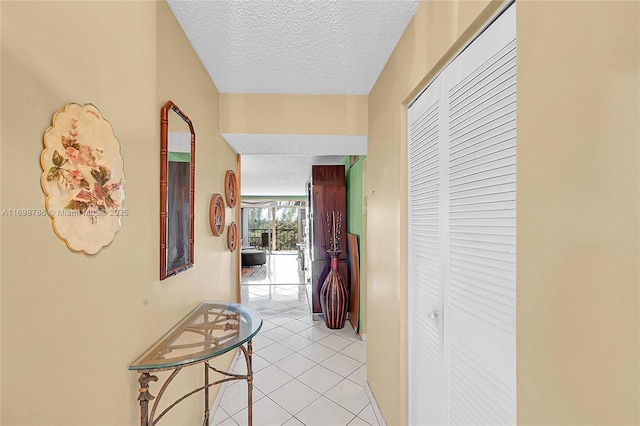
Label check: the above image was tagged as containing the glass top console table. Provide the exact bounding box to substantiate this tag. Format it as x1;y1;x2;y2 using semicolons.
129;301;262;426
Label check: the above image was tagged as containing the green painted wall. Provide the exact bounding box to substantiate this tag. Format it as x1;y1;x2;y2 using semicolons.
341;156;365;332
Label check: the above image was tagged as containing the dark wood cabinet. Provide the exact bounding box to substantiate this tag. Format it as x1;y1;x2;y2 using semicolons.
305;165;348;318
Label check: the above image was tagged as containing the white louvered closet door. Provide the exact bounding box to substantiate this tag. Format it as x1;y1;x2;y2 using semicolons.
407;73;444;425
408;3;516;425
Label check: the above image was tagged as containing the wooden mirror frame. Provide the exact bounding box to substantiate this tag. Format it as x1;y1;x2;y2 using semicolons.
160;100;195;280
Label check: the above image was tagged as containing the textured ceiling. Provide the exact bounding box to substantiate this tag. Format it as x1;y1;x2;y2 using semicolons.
167;0;419;95
167;0;419;196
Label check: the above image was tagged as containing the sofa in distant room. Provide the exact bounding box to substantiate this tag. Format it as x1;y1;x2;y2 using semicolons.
241;246;267;267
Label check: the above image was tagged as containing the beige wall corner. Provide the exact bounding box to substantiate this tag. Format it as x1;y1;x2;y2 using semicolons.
1;1;237;424
220;93;368;135
517;1;640;424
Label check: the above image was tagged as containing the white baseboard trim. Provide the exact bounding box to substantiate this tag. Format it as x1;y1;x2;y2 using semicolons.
364;381;386;426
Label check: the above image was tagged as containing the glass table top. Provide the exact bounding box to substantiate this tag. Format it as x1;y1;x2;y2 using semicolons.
129;301;263;372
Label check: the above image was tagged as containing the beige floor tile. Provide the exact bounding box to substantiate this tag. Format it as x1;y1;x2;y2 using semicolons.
333;325;361;341
279;333;315;352
282;417;305;425
356;404;379;426
274;352;317;377
297;325;333;341
268;379;321;415
296;396;356;426
280;319;312;333
251;333;276;351
317;333;354;352
262;326;296;342
297;364;343;394
297;342;337;363
211;407;235;426
218;380;265;416
255;342;294;364
347;364;367;387
231;353;270;374
325;379;370;415
320;352;363;378
347;417;373;426
231;396;293;426
253;364;294;395
340;341;367;363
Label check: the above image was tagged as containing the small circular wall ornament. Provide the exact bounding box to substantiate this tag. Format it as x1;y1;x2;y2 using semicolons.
224;170;238;208
227;222;238;252
209;193;225;236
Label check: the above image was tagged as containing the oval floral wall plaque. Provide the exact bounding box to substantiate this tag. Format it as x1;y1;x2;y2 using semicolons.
40;103;126;254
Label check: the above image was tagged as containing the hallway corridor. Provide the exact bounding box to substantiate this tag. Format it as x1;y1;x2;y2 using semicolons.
211;254;378;426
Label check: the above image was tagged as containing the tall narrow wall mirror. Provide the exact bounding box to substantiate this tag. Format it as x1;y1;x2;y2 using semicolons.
160;100;195;280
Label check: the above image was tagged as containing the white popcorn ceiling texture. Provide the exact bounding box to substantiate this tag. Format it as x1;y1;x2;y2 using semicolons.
167;0;418;195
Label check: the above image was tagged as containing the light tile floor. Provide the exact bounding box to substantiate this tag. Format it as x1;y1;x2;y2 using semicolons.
211;253;378;426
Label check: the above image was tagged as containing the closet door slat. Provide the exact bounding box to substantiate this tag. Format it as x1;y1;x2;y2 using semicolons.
445;8;516;425
408;75;444;425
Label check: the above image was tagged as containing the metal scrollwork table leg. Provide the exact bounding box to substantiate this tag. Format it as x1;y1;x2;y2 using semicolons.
136;340;255;426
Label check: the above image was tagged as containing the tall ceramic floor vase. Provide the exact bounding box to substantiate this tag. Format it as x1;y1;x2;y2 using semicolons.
320;250;348;329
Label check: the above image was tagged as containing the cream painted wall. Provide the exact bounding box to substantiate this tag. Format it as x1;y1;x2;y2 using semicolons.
220;93;368;135
367;0;639;425
517;1;639;424
1;1;238;424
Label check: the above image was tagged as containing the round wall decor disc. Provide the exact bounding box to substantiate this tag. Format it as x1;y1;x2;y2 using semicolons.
209;193;225;236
